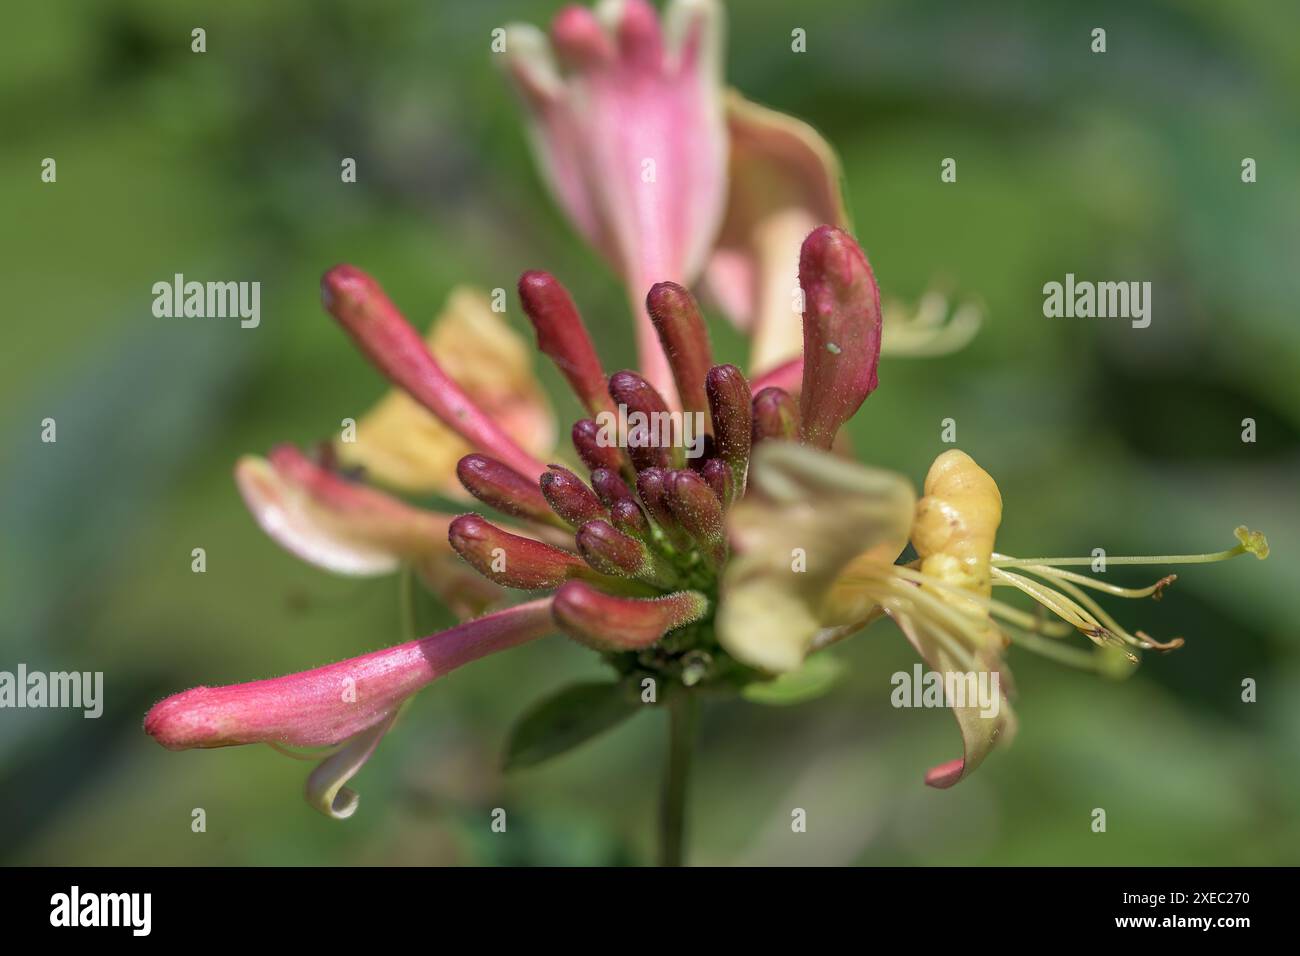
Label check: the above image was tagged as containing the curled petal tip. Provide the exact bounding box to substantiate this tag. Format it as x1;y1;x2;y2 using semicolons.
923;757;966;790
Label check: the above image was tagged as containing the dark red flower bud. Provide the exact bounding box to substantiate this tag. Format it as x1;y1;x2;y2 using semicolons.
646;282;713;415
457;454;565;528
572;418;627;475
575;520;650;577
699;458;731;507
608;370;673;471
635;467;691;550
751;386;799;444
666;469;725;560
705;364;752;497
687;433;717;470
591;467;634;507
448;514;588;589
610;498;651;540
540;465;606;527
518;271;612;416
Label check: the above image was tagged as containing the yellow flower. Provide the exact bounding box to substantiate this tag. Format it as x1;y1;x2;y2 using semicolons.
719;443;1268;788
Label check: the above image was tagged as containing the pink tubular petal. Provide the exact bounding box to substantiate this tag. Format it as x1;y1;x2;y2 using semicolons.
146;599;555;750
749;356;803;395
614;0;665;69
797;227;882;449
551;5;613;67
502;0;728;405
321;265;545;480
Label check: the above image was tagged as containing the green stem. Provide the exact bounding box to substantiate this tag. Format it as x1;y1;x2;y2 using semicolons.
658;691;697;867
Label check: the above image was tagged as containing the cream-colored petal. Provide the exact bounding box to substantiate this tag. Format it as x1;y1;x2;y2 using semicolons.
881;291;983;357
718;442;914;673
305;712;398;820
895;448;1014;787
334;287;555;496
891;611;1016;789
236;449;451;575
236;447;505;618
702;91;849;375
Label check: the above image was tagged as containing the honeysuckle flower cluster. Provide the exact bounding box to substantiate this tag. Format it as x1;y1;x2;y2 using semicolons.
144;0;1267;855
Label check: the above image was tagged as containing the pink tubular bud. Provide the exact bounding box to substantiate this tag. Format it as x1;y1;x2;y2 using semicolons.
448;514;588;590
145;599;554;750
540;465;606;527
518;271;613;416
321;265;545;479
751;386;800;444
796;226;882;449
552;581;708;651
646;281;713;415
457;454;565;528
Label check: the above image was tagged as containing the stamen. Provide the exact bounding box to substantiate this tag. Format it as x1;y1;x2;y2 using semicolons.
890;565;1072;637
1002;626;1133;673
1005;563;1177;600
992;568;1108;639
1136;631;1185;652
991;527;1269;568
1030;573;1152;653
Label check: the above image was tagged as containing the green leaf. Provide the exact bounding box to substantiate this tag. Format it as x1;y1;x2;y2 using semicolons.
742;653;846;706
503;681;643;771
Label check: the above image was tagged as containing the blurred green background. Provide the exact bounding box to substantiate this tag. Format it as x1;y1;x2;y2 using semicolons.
3;0;1298;865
